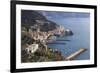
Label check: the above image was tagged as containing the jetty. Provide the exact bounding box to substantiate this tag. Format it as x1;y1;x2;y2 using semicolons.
55;40;70;41
47;42;66;45
65;48;86;60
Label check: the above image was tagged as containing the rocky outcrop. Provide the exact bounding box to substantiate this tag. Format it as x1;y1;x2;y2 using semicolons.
65;29;73;36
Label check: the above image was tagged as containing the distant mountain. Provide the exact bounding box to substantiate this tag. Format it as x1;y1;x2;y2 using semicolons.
21;10;59;32
21;10;46;26
38;11;90;19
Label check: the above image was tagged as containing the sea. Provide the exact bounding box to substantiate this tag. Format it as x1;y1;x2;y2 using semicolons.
47;17;90;60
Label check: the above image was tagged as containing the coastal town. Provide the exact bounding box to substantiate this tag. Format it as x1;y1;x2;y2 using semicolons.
21;10;87;63
21;19;73;62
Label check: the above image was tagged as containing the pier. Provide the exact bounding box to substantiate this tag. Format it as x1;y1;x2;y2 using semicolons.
65;48;86;60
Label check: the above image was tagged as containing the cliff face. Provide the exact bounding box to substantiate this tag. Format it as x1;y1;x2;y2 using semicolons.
21;10;59;32
21;10;46;25
21;10;73;35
